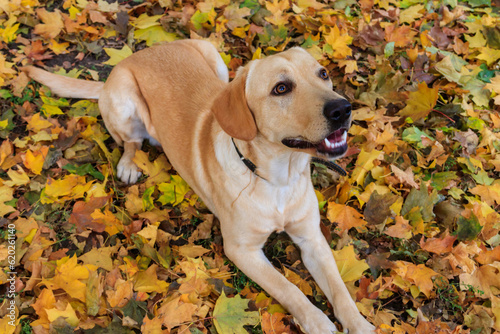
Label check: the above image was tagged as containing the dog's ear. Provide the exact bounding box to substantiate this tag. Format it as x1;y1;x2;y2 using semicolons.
211;67;257;141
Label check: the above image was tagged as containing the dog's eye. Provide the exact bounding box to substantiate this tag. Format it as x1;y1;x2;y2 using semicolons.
272;83;290;95
319;69;329;80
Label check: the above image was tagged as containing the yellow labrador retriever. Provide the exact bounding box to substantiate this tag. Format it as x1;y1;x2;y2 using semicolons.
24;39;375;333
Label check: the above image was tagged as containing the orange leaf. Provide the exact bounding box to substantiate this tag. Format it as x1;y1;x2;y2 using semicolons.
385;216;413;239
327;203;368;235
34;8;64;39
420;235;457;254
261;312;292;334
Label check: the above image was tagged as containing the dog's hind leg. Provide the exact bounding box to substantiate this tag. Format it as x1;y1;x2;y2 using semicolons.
98;67;157;184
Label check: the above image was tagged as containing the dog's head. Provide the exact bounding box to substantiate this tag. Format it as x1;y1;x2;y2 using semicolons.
211;47;351;160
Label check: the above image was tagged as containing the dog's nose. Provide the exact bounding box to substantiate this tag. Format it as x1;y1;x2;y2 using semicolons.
323;99;351;122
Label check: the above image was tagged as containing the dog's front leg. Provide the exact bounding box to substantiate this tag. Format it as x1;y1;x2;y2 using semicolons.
286;213;376;334
223;238;340;334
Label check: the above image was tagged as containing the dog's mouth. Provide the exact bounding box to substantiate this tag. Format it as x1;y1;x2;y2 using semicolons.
282;128;348;158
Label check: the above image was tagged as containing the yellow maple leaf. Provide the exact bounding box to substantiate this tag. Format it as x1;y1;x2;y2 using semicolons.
324;25;353;59
327;203;368;235
284;267;313;295
27;113;53;132
4;167;30;187
400;4;425;24
103;45;133;66
265;0;290;26
0;53;16;86
133;151;171;187
49;38;70;55
23;146;49;175
134;26;178;47
40;174;91;204
42;255;97;302
477;47;500;66
0;186;15;217
398;82;439;121
158;296;197;330
133;264;169;293
0;16;20;43
46;302;79;327
332;245;370;282
350;148;383;185
34;8;64;39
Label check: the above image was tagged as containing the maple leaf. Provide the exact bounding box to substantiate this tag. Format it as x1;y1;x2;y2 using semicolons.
133;264;169;293
46;302;79;327
460;262;500;298
158;175;190;206
385;216;413;239
470;183;500;206
0;185;15;217
158;296;197;330
42;255;97;302
106;279;134;308
393;262;439;298
332;245;370;282
284;267;313;295
133;151;171;187
327;203;368;235
323;25;353;59
141;316;167;334
213;291;260;334
420;235;457;254
261;312;292;334
68;196;109;232
103;45;133;66
34;8;64;39
398;82;439;121
390;165;419;189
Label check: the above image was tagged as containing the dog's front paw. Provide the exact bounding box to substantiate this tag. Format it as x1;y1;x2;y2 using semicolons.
342;317;376;334
296;310;339;334
117;158;142;184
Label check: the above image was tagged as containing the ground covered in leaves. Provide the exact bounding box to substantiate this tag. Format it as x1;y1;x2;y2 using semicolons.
1;0;500;333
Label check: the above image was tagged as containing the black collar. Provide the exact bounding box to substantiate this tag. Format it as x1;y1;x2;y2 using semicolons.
231;138;347;178
232;138;266;179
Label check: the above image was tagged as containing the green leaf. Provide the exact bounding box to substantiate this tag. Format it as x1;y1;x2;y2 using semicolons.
68;100;100;117
142;186;155;211
454;214;482;241
466;0;491;7
157;175;190;206
430;172;457;191
384;42;395;58
213;291;259;334
62;163;104;180
402;126;435;148
402;187;439;222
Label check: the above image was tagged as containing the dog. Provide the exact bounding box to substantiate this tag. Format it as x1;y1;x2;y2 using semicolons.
23;39;376;333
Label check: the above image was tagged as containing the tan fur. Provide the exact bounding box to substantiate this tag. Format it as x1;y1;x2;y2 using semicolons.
25;39;375;334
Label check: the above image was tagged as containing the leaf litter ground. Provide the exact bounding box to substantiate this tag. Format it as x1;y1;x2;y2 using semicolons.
1;0;500;333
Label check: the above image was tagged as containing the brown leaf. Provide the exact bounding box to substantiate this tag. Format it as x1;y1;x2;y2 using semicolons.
68;196;110;233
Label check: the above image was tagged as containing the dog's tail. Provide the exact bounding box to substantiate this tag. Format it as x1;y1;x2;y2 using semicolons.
22;66;104;100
